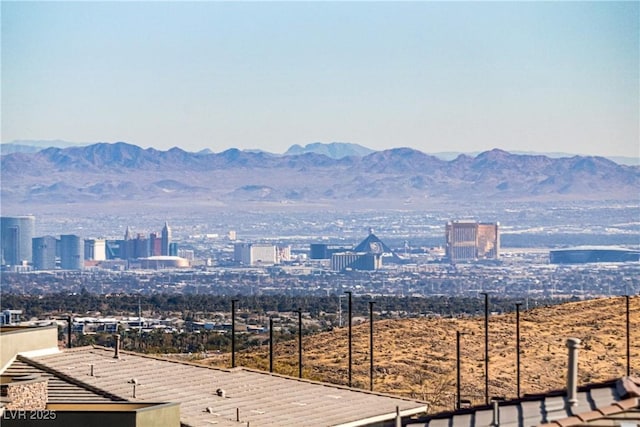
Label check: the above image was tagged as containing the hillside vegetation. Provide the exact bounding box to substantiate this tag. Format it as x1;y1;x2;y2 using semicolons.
201;296;639;413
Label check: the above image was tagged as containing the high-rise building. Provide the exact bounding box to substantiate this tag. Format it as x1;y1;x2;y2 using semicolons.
60;234;84;270
477;223;500;259
105;240;123;259
149;233;162;256
445;221;499;263
133;233;150;259
277;245;291;263
1;215;36;266
234;243;277;266
119;223;172;260
161;222;171;256
32;235;57;270
234;243;250;264
124;226;133;241
169;242;178;257
121;227;134;260
84;239;106;261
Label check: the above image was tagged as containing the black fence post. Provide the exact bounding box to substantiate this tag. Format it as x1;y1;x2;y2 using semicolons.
269;317;274;373
231;299;238;368
297;309;303;378
480;292;489;405
516;302;522;398
345;291;353;387
369;300;375;391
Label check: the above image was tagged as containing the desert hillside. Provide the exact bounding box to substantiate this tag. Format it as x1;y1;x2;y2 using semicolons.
201;296;639;413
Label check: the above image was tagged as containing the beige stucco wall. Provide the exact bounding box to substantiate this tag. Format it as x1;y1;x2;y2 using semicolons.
136;402;181;427
0;326;59;373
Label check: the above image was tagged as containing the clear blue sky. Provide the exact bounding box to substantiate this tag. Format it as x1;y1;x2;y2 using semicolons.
2;1;638;157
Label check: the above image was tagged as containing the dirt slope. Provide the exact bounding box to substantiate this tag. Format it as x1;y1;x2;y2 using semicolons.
201;296;639;413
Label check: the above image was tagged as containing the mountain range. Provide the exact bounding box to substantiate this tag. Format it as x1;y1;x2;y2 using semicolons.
1;142;638;211
3;139;638;166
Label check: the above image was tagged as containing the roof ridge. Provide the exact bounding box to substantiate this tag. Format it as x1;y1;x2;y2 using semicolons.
62;345;96;353
90;345;233;372
17;354;127;402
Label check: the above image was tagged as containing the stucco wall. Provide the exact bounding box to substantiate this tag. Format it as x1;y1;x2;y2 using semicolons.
0;326;59;372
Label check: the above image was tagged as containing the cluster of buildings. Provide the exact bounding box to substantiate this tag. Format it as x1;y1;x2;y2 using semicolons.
306;223;500;271
0;216;187;271
0;216;426;273
304;223;501;271
4;215;637;274
0;214;584;272
309;229;400;271
109;223;174;259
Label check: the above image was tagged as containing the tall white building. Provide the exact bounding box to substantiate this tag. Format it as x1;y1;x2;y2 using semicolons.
234;243;277;266
84;239;106;261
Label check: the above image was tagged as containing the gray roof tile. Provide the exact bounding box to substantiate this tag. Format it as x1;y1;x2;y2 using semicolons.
3;358;117;403
406;379;635;427
22;346;427;427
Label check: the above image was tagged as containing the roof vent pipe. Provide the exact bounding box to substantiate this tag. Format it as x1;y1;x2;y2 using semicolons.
114;334;121;359
491;400;500;426
67;316;72;349
566;338;581;409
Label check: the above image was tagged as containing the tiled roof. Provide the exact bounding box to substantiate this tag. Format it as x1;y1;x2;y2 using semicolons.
21;346;427;427
538;397;640;427
4;358;118;403
408;377;640;427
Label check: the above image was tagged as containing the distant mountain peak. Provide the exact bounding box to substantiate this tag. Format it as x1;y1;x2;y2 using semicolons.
284;142;375;159
2;139;88;149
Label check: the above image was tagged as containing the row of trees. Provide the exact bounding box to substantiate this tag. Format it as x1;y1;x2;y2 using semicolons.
72;328;259;354
3;290;562;319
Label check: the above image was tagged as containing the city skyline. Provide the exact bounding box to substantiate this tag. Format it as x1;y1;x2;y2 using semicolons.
2;2;638;158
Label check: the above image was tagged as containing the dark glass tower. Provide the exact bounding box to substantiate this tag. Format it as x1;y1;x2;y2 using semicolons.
1;215;35;266
60;234;84;270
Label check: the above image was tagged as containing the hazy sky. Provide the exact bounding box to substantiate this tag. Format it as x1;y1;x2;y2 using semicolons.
2;1;638;157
